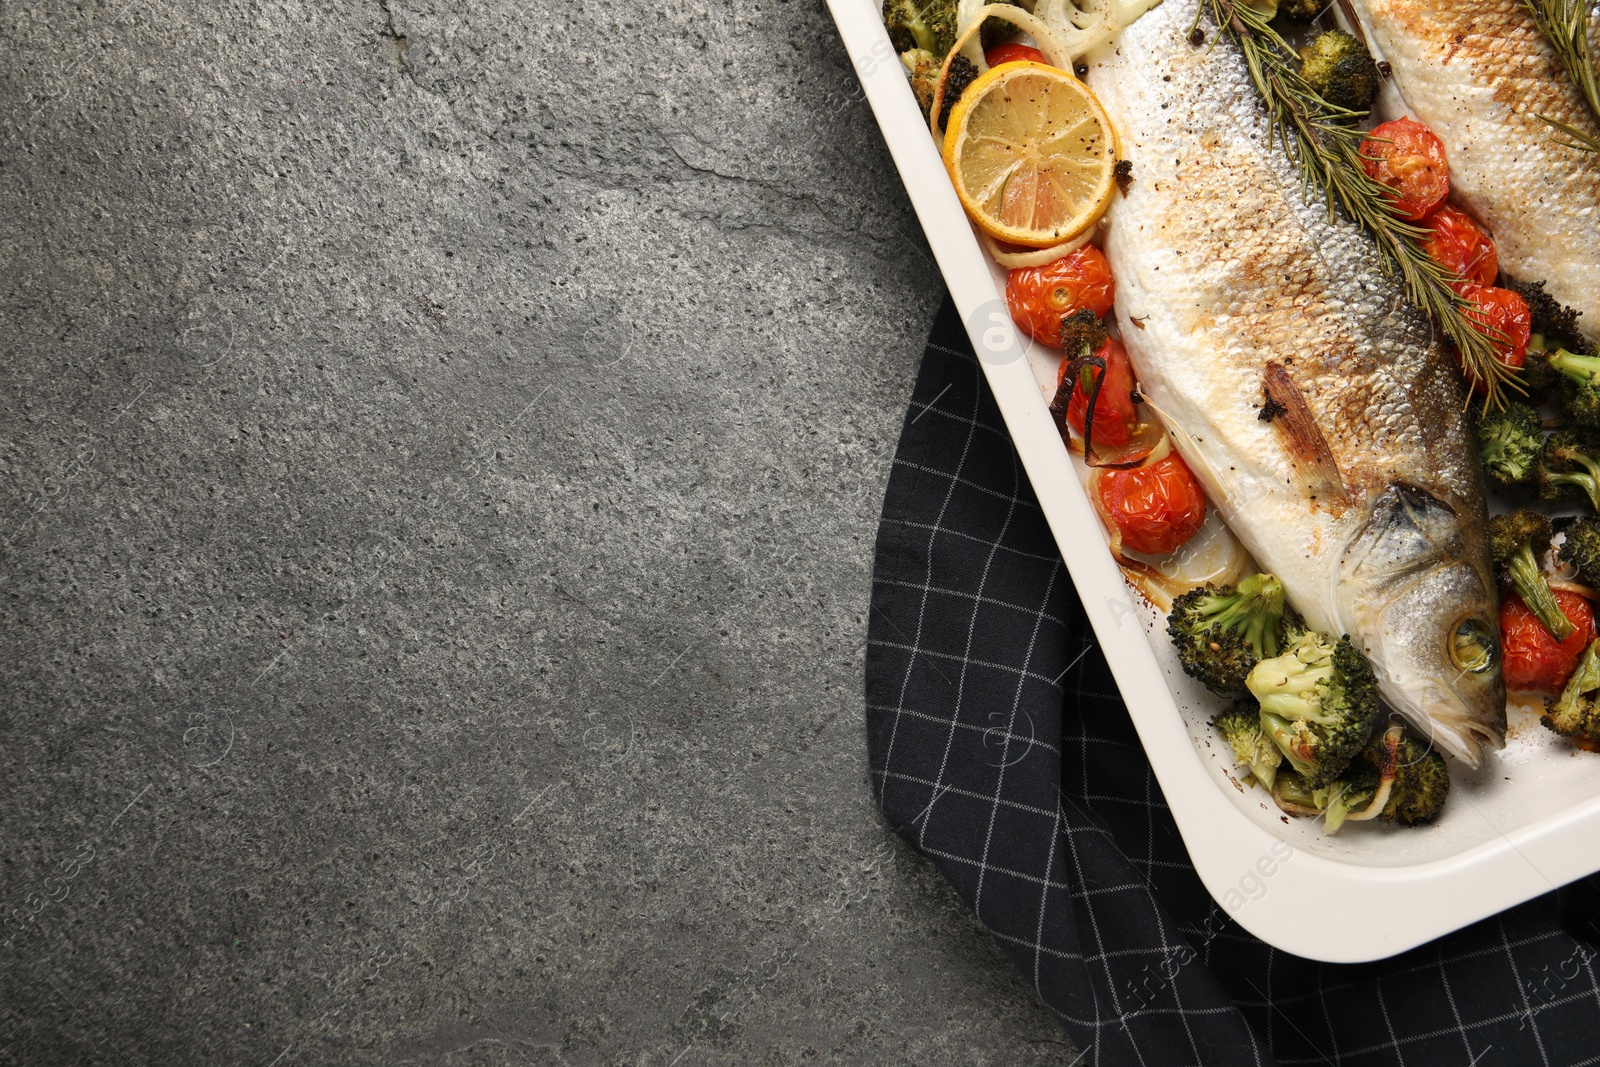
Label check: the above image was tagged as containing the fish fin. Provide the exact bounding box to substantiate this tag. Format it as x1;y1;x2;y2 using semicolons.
1341;484;1465;585
1262;362;1347;504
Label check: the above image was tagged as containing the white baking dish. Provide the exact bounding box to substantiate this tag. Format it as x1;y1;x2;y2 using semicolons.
828;0;1600;962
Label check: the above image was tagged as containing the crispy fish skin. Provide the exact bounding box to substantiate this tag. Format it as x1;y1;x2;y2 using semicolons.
1088;0;1506;765
1344;0;1600;337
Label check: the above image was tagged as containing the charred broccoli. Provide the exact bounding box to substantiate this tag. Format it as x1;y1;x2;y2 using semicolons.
884;0;1018;59
1559;516;1600;588
1548;349;1600;429
1058;307;1108;357
978;0;1021;49
1489;509;1574;640
1271;725;1449;832
883;0;956;57
1281;0;1325;21
1511;280;1592;356
1382;733;1451;826
899;48;978;127
906;52;983;130
1247;628;1380;788
941;54;979;124
1167;574;1292;694
1298;30;1380;112
1477;401;1542;489
1517;347;1561;405
1213;701;1283;790
1542;639;1600;749
901;49;939;116
1537;430;1600;513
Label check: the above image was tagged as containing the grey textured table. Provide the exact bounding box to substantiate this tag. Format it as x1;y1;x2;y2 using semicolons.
0;2;1077;1062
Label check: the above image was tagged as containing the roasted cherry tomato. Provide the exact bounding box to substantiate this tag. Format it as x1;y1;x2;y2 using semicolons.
1095;452;1207;555
1058;337;1138;448
1501;590;1595;695
1421;205;1498;289
985;43;1049;67
1360;118;1450;221
1456;284;1533;394
1005;245;1116;347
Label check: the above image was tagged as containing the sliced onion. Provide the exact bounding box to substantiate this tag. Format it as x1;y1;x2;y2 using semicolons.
970;3;1079;67
1110;0;1165;30
1551;579;1598;599
929;3;1081;136
1032;0;1121;62
1343;726;1405;823
1135;506;1251;586
1115;559;1178;613
935;0;1163;136
1085;420;1169;469
1060;415;1168;464
955;0;990;37
953;0;1046;64
1109;546;1250;615
954;0;990;68
1033;0;1164;62
979;227;1097;268
1080;431;1249;610
966;0;1042;15
1271;793;1323;818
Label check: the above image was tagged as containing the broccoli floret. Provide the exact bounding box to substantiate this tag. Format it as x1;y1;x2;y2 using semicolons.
1517;347;1561;405
941;54;979;128
885;0;1021;70
1559;516;1600;588
900;49;939;116
1537;430;1600;512
1247;628;1380;787
1511;280;1592;356
1168;574;1292;694
1477;402;1542;488
1058;307;1108;359
1298;30;1380;113
1381;734;1451;826
1542;639;1600;750
978;0;1021;49
1281;0;1325;22
1489;509;1575;641
1272;725;1450;831
883;0;956;57
1213;701;1283;789
902;47;977;130
1548;349;1600;429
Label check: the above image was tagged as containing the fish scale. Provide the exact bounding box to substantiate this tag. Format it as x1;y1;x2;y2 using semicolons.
1345;0;1600;337
1089;0;1506;766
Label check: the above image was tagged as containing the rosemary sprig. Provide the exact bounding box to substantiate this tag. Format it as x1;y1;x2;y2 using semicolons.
1202;0;1515;407
1524;0;1600;153
1540;115;1600;154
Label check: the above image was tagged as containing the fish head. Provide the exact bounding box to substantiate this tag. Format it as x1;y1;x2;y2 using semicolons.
1339;484;1505;768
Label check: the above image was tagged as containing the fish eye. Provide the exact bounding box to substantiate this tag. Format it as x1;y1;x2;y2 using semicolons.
1450;618;1497;675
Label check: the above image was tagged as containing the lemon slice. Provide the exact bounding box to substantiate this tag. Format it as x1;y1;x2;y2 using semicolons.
942;62;1118;249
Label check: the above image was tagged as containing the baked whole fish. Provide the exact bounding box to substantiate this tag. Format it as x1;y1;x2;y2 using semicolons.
1342;0;1600;337
1087;0;1507;766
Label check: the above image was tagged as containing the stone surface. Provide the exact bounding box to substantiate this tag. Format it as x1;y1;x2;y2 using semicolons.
0;0;1075;1063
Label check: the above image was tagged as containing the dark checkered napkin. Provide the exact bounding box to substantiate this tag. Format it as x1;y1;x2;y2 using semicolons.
865;298;1600;1067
